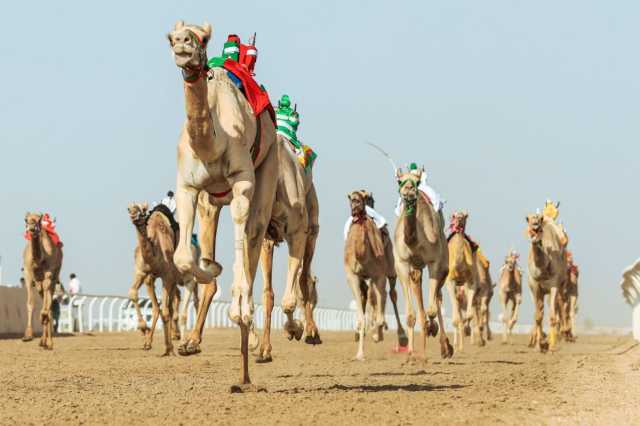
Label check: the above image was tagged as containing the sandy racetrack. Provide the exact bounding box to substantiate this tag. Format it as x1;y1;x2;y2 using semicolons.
1;329;638;425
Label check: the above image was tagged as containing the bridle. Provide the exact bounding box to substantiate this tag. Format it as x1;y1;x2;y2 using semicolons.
179;29;208;83
398;178;419;216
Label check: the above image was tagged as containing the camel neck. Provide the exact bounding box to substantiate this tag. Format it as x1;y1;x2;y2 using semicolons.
531;241;546;268
29;233;42;262
135;223;155;264
183;77;216;159
403;211;417;246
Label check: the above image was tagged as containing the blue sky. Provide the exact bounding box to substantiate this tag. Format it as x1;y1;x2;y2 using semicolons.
1;1;638;327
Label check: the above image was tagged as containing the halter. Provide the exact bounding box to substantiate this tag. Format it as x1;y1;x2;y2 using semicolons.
398;177;419;216
181;30;209;83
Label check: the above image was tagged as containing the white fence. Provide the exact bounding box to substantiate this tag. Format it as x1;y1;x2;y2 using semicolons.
58;293;533;336
58;294;371;334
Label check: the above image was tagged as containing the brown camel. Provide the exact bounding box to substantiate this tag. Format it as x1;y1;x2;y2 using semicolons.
362;191;408;347
22;213;63;349
167;21;278;390
344;191;388;360
498;250;523;344
445;211;483;350
127;203;181;355
255;137;321;363
393;168;453;360
526;212;566;352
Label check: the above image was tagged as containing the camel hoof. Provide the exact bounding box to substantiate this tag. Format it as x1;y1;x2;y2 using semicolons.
398;334;409;348
171;332;181;341
478;339;486;347
178;341;201;356
143;343;152;351
441;338;454;359
229;383;267;394
305;333;322;345
22;336;33;342
161;349;175;357
352;354;366;362
256;354;273;364
428;320;439;337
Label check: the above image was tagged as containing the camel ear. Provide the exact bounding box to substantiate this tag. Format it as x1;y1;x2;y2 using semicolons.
174;20;184;31
347;193;352;201
141;202;149;211
202;21;212;40
525;216;529;224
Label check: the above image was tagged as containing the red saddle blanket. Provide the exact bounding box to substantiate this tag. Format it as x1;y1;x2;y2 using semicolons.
24;222;62;247
222;59;276;124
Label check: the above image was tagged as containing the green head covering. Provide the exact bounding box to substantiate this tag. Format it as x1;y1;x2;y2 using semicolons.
409;162;418;171
278;94;291;109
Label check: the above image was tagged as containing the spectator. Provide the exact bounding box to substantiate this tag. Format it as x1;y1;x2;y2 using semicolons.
68;273;81;295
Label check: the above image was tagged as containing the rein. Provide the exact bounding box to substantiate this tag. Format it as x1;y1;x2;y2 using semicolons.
181;30;209;83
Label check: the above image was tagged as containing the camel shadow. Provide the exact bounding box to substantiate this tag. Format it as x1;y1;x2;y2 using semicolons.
275;383;465;394
479;360;524;365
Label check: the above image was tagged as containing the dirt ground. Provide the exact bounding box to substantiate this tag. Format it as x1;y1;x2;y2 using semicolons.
0;328;638;425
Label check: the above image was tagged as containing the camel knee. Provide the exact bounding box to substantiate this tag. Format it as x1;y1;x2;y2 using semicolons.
230;193;251;224
406;314;416;328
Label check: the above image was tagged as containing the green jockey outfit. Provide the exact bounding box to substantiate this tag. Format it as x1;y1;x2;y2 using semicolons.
275;94;317;172
275;95;301;149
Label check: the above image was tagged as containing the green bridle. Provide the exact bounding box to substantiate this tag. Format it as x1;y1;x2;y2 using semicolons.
398;177;419;216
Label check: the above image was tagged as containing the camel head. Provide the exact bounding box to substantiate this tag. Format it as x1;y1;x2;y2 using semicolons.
360;190;375;208
167;21;212;78
504;251;520;272
24;212;43;237
127;203;149;227
348;191;366;220
397;168;422;215
450;211;469;234
526;213;544;244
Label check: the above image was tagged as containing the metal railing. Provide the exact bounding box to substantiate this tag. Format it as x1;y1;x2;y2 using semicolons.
59;293;537;337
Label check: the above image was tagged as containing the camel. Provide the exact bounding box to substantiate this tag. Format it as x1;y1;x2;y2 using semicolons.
127;203;184;355
362;191;408;347
445;211;483;350
344;191;388;360
22;213;63;349
526;212;567;352
498;250;523;344
167;21;279;390
393;167;453;360
255;137;321;363
127;203;200;351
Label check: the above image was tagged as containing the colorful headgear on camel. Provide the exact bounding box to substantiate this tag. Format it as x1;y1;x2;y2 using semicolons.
222;34;241;61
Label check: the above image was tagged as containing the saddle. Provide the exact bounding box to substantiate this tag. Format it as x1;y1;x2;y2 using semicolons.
149;204;180;241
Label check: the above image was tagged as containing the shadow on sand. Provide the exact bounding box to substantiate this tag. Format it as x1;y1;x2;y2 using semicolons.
275;383;466;394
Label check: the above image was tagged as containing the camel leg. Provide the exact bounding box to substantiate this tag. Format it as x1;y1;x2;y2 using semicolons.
510;295;522;338
346;271;366;360
499;292;509;344
174;185;217;283
297;184;321;345
159;278;175;356
569;294;577;340
144;275;160;351
530;289;546;352
177;200;222;356
396;261;416;357
257;239;276;363
229;143;278;391
171;287;181;341
548;286;559;352
483;295;492;341
128;272;148;334
447;281;464;352
371;276;387;343
409;268;428;359
23;276;35;342
41;272;54;350
473;291;485;347
281;234;306;342
388;276;408;347
178;281;192;345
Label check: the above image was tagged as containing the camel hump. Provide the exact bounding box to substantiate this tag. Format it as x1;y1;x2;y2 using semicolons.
149;204;179;237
